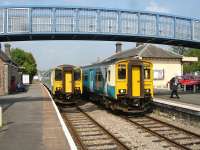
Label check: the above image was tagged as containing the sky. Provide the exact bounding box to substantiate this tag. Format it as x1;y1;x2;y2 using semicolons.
1;0;200;70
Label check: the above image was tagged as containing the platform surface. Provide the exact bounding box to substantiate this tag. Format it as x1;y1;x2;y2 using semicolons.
154;89;200;112
0;83;70;150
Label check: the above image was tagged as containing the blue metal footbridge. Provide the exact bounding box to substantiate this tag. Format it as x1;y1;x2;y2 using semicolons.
0;6;200;48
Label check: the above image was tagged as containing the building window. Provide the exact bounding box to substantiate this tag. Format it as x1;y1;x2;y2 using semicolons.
154;69;164;80
118;64;126;80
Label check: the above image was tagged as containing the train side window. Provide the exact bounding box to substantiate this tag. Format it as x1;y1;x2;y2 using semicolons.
84;73;88;81
96;71;103;82
118;64;126;80
144;68;150;79
55;69;62;81
105;68;107;80
74;70;81;81
108;70;111;82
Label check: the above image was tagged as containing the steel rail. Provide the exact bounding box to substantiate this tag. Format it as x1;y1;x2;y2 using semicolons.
145;115;200;138
77;106;131;150
61;110;87;150
59;103;131;150
123;115;200;150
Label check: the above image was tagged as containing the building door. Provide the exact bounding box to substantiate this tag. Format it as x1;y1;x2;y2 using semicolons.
10;76;16;93
65;72;72;93
132;66;141;96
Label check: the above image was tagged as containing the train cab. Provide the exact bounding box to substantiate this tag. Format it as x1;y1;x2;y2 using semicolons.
51;65;83;100
115;59;153;112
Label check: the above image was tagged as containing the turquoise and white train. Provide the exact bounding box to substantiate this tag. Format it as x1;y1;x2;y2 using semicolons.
82;58;154;113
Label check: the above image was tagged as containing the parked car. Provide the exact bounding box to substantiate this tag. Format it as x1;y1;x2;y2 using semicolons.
16;82;26;92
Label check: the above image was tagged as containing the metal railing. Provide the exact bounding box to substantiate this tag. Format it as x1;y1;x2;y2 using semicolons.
0;6;200;47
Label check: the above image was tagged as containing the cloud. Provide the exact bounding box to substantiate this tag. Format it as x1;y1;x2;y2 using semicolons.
145;0;170;13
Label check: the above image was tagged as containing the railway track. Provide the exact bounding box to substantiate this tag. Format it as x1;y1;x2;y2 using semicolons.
59;105;131;150
123;115;200;150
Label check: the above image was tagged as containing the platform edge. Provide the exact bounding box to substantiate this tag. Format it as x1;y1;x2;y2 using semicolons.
41;83;77;150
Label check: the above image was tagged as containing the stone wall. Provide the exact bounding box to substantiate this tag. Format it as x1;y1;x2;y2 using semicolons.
0;60;21;95
0;59;5;95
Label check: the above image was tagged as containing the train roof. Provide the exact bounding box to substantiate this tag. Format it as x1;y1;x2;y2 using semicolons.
57;64;74;68
82;58;146;69
52;64;82;72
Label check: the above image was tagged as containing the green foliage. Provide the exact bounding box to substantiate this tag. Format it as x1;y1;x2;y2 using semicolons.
171;46;200;74
10;48;37;81
171;46;189;55
183;48;200;73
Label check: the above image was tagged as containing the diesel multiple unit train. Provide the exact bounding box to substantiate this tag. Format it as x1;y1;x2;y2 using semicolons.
51;65;82;99
50;59;153;113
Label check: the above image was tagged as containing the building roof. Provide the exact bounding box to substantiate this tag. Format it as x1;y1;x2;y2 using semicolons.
103;44;183;62
0;50;10;62
0;50;18;67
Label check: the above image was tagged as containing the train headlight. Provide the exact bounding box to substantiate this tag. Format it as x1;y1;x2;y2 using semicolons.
119;89;126;94
144;89;150;93
56;87;62;91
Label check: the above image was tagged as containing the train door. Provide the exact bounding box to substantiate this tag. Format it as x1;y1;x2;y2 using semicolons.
65;72;72;93
89;70;94;92
95;69;104;93
132;66;141;96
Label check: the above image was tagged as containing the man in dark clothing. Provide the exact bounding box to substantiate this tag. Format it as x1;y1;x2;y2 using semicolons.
169;77;180;98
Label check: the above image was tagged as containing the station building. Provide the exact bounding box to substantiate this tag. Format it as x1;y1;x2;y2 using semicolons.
0;44;21;95
103;43;198;89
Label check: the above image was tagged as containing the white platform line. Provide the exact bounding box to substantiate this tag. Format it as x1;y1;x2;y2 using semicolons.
41;83;77;150
154;98;200;112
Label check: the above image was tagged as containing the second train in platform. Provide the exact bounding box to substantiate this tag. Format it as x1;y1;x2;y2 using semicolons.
50;65;83;100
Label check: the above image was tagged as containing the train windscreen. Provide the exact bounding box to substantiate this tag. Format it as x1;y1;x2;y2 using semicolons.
55;69;62;81
74;70;81;81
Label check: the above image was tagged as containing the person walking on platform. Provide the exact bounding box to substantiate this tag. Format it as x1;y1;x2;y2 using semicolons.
169;77;180;99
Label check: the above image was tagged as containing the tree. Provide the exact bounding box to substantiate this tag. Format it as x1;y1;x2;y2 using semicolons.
182;48;200;74
171;46;189;55
10;48;37;82
171;46;200;74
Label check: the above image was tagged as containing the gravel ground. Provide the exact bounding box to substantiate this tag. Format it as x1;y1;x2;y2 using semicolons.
150;110;200;135
79;102;180;150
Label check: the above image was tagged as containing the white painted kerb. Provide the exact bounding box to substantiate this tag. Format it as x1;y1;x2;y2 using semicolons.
154;98;200;112
41;84;77;150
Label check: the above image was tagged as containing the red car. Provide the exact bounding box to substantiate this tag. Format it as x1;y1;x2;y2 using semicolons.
178;75;200;86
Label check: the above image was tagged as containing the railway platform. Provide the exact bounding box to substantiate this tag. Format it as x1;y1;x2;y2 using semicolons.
153;89;200;123
0;83;73;150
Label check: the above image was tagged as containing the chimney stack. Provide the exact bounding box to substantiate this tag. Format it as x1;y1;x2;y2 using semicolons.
116;42;122;53
4;43;11;58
